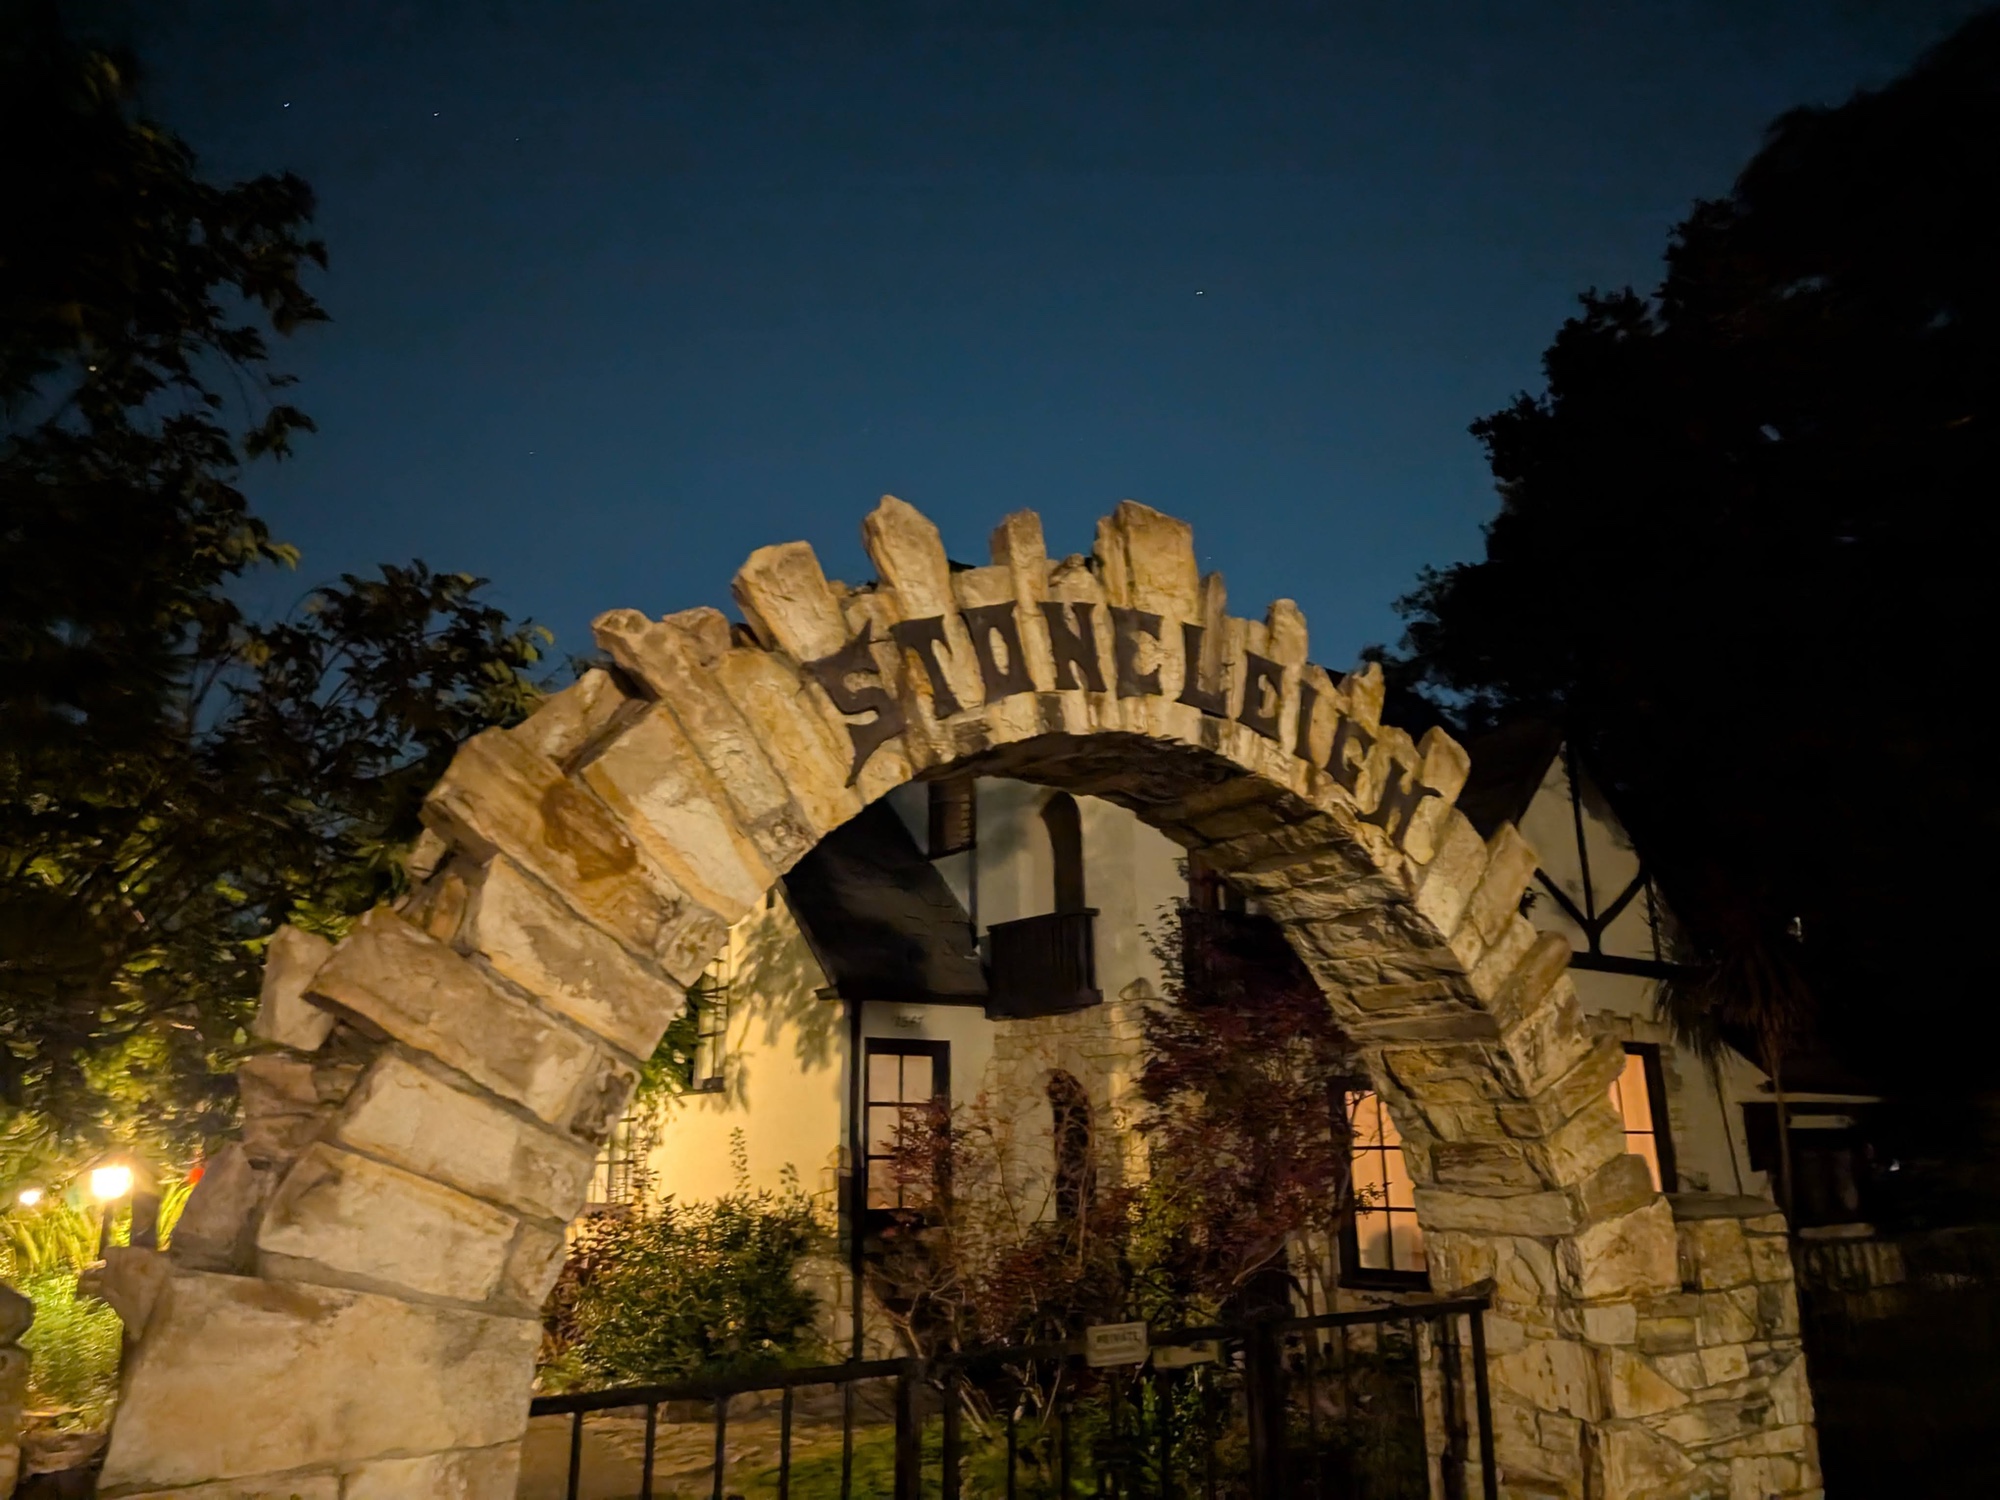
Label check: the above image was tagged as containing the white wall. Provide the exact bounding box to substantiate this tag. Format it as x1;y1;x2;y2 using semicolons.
1516;753;1769;1199
642;889;847;1210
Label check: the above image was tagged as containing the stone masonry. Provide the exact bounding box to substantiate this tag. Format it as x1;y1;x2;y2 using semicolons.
93;499;1819;1498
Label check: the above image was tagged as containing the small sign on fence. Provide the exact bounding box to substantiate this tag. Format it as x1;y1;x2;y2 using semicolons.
1084;1321;1150;1367
1152;1339;1220;1369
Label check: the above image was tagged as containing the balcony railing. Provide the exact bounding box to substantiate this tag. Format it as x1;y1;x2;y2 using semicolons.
985;909;1100;1019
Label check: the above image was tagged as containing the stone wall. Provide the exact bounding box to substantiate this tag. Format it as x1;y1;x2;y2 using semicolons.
93;499;1819;1498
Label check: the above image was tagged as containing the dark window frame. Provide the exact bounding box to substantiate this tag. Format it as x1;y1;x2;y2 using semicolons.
1041;791;1086;913
1618;1042;1678;1194
1048;1069;1096;1222
927;777;977;858
688;963;730;1095
1336;1084;1432;1292
861;1038;951;1230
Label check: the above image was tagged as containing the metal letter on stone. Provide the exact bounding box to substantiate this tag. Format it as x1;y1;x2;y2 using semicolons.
804;622;910;786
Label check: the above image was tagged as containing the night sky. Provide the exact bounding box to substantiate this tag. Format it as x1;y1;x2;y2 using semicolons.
130;1;1974;672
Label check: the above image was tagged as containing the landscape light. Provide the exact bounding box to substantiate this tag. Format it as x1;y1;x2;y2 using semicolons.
15;1187;42;1208
90;1165;134;1202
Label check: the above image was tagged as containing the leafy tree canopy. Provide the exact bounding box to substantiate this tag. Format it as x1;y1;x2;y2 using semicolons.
1381;12;2000;1097
1;4;549;1176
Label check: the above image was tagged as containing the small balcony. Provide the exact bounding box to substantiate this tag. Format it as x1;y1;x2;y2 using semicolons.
985;909;1101;1019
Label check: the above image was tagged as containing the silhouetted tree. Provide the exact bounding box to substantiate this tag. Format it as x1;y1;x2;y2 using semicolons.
1382;11;2000;1131
0;5;547;1169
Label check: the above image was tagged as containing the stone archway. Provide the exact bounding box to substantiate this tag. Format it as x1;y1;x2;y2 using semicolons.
95;499;1818;1499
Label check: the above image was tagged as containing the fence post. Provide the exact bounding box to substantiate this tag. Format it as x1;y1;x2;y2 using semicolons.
895;1361;922;1500
1468;1308;1499;1500
1243;1319;1287;1499
942;1363;962;1500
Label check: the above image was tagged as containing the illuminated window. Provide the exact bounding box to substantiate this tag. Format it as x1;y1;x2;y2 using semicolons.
864;1041;949;1214
587;1110;651;1209
689;953;731;1094
1609;1044;1677;1192
1341;1090;1428;1285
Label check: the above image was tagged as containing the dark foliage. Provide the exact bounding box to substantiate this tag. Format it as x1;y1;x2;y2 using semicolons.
0;6;546;1165
1136;907;1360;1309
1382;11;2000;1109
543;1186;826;1387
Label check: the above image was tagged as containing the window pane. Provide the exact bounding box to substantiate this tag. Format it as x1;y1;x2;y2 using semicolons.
868;1052;902;1104
1391;1214;1428;1273
868;1168;898;1210
1353;1150;1389;1198
1611;1053;1652;1131
1356;1208;1393;1270
867;1105;902;1157
900;1055;935;1103
1630;1132;1663;1192
1381;1142;1415;1208
1349;1092;1384;1150
1377;1097;1406;1150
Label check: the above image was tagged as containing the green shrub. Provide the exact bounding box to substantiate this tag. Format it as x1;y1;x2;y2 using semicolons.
544;1184;827;1388
17;1270;124;1423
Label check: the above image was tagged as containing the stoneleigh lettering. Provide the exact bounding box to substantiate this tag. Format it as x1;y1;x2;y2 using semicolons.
804;605;1451;809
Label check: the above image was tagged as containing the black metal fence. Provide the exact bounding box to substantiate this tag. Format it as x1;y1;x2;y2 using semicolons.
526;1293;1497;1500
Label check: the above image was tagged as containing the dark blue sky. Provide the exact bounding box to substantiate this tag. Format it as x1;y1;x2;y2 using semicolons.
134;0;1974;671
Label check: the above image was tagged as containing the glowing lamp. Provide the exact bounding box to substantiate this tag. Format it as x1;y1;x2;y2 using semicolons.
14;1187;43;1208
89;1165;134;1202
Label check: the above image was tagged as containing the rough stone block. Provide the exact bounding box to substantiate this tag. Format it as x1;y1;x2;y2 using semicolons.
423;728;703;976
508;669;630;766
164;1144;273;1274
1466;912;1540;1002
1699;1288;1760;1347
1746;1231;1793;1284
1491;1336;1600;1420
96;1270;539;1493
332;1052;596;1223
250;926;336;1052
1701;1343;1751;1386
1757;1279;1801;1338
712;647;872;833
257;1144;519;1304
1576;1152;1660;1225
308;908;618;1134
462;856;683;1061
1499;1037;1626;1140
78;1247;172;1342
732;540;851;659
581;703;773;922
1680;1216;1754;1290
1413;1184;1579;1237
237;1053;330;1169
1526;1096;1626;1187
1561;1198;1678;1302
1412;812;1488;940
863;495;985;718
592;610;814;873
1604;1348;1688;1417
340;1443;521;1500
1597;1422;1695;1496
1460;825;1540;947
1581;1303;1637;1346
106;1476;341;1499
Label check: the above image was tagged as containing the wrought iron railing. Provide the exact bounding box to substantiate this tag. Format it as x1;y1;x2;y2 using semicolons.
525;1292;1498;1500
985;909;1100;1019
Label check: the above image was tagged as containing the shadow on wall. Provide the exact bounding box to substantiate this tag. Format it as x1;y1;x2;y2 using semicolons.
714;895;839;1113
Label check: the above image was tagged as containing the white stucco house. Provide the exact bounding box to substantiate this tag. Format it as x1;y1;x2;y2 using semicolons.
589;723;1874;1350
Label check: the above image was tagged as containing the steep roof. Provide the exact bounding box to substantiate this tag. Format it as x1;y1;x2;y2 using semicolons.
780;799;988;1006
1455;719;1566;838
